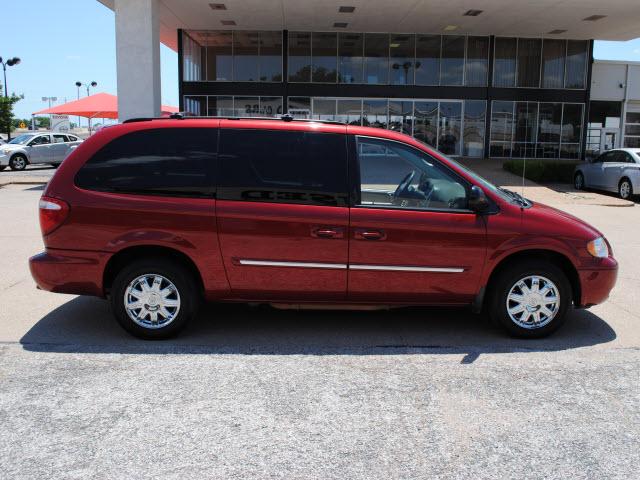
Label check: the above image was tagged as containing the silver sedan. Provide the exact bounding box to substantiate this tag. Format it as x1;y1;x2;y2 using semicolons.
0;132;82;171
574;148;640;200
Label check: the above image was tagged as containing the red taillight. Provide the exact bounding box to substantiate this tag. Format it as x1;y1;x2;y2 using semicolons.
39;196;69;236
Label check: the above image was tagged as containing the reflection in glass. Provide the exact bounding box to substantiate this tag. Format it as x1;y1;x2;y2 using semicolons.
465;37;489;86
413;102;438;148
337;99;363;125
513;102;538;157
389;101;414;134
494;38;517;87
517;38;542;88
364;33;389;84
415;35;440;85
439;102;462;155
338;33;364;83
440;36;465;86
313;98;337;120
565;40;587;88
390;34;415;85
463;100;486;157
207;96;233;116
542;39;565;88
312;32;337;82
362;99;388;128
288;97;311;118
536;102;562;158
259;31;283;81
234;31;260;81
184;96;206;116
259;97;283;117
289;32;311;82
183;32;206;81
234;96;260;117
203;31;231;81
561;103;583;143
489;101;514;157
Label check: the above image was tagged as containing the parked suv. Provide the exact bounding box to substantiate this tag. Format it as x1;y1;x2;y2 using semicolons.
29;118;618;339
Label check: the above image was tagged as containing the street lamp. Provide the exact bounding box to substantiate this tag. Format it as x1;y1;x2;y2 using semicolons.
1;56;21;140
75;81;97;129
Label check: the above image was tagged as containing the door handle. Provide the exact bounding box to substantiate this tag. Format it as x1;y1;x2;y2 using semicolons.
311;226;344;239
354;229;386;241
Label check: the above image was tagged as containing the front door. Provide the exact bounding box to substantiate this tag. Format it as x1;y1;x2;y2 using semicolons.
348;136;487;304
216;125;350;300
51;134;70;163
27;134;52;163
600;129;618;153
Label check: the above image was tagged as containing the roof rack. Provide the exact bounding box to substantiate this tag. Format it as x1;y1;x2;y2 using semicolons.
123;114;345;126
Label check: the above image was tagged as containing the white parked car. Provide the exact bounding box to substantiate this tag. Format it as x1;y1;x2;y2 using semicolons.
0;132;82;171
574;148;640;200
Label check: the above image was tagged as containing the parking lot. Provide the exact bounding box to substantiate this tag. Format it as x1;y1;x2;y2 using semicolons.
1;181;639;479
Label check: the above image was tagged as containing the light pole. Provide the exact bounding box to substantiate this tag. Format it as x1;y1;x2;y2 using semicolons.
1;56;21;140
75;81;97;130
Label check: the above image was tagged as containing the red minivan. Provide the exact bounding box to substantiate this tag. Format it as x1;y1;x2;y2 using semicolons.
29;117;617;339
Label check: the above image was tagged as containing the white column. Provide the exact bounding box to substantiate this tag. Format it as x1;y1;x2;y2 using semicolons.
114;0;161;121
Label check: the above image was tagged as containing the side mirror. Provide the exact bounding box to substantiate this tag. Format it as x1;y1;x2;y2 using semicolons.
468;185;490;214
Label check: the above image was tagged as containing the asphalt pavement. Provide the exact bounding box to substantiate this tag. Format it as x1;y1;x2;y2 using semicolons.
0;183;639;479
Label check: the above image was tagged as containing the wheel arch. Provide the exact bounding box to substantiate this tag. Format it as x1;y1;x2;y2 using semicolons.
103;245;204;298
481;249;581;310
10;152;29;163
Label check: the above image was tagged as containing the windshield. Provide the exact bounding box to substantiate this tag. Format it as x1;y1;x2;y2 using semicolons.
8;134;36;145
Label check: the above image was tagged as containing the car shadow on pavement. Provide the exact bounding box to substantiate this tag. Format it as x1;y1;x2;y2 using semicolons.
20;296;616;360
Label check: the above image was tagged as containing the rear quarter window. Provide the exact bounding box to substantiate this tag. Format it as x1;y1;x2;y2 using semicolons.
75;128;217;198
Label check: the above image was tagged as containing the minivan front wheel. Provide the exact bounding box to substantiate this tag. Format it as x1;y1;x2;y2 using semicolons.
110;258;199;339
488;261;571;338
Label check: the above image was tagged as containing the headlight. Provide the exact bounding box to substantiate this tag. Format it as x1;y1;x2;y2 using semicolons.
587;237;609;258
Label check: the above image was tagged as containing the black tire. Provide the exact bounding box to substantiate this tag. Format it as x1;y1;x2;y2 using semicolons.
9;154;28;171
110;257;199;339
574;171;584;190
0;164;6;172
50;163;61;168
488;260;572;338
618;177;633;200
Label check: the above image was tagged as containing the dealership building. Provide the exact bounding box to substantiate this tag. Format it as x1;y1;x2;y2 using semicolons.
99;0;640;160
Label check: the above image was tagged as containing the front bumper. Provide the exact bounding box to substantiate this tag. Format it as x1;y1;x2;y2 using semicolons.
0;153;9;166
578;256;618;307
29;249;110;297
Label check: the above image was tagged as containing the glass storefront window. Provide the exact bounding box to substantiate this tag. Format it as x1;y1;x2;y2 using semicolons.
517;38;542;88
336;99;363;125
183;95;206;116
439;102;462;155
565;40;588;89
489;101;514;157
536;103;562;158
260;32;283;81
203;31;232;81
625;111;640;147
183;32;205;81
288;97;311;118
289;32;311;82
364;33;389;84
234;96;261;116
415;35;440;85
463;100;486;157
390;35;415;85
388;100;414;135
312;98;337;120
440;36;465;86
413;102;438;148
513;101;538;157
561;103;583;143
312;32;338;83
494;38;517;87
207;96;233;116
362;99;388;128
338;33;364;84
259;97;283;117
234;32;260;81
465;37;488;86
542;40;565;89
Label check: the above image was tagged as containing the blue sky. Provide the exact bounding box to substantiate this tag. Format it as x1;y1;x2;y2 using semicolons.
2;0;639;119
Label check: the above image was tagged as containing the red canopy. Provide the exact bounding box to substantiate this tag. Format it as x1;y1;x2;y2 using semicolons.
33;92;178;119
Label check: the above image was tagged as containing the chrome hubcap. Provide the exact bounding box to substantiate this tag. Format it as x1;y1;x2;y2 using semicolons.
124;274;180;329
506;275;559;329
620;182;630;198
14;158;25;169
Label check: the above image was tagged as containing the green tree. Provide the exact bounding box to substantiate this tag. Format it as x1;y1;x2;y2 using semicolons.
0;84;23;139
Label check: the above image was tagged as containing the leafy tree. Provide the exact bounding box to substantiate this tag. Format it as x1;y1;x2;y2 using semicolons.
0;84;23;139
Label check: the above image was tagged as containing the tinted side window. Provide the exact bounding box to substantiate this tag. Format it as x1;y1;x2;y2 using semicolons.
218;129;348;206
75;128;216;197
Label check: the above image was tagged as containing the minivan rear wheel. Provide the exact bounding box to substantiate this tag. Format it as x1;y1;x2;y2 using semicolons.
110;258;199;339
488;261;571;338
